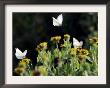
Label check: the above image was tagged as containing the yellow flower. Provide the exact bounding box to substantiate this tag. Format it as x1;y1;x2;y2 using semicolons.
78;55;88;61
76;48;82;52
37;42;47;51
51;36;61;43
18;61;27;68
14;67;25;75
40;42;47;48
21;58;30;64
78;55;87;59
64;34;70;40
70;48;77;56
76;48;89;62
78;49;89;56
89;37;98;45
76;48;89;56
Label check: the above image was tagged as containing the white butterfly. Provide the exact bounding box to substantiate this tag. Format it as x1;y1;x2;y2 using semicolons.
73;38;83;48
15;48;27;59
52;14;63;26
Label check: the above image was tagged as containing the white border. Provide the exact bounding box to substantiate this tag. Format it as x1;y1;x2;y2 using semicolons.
5;5;106;84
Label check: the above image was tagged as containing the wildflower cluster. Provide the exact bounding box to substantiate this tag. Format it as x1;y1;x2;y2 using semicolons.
51;36;61;43
36;42;47;51
14;58;32;76
14;34;98;76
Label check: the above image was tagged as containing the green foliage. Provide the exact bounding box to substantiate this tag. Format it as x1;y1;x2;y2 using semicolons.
14;34;98;76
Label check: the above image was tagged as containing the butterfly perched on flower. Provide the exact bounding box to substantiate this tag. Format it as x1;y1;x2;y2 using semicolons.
73;38;83;48
52;14;63;26
15;48;27;59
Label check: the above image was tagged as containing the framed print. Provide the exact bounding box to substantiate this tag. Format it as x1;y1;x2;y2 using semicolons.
0;0;109;88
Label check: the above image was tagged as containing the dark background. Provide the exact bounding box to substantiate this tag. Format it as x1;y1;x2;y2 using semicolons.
13;13;98;75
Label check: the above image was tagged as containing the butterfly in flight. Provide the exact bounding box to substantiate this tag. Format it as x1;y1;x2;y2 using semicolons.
73;38;83;48
52;14;63;26
15;48;27;59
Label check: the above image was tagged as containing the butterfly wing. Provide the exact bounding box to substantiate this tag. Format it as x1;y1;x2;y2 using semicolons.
79;41;83;47
73;38;80;48
52;17;61;26
15;55;24;60
23;50;27;57
15;48;23;56
57;14;63;25
73;38;79;43
15;48;24;59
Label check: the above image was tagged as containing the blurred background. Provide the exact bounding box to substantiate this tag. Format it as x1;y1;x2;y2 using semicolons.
13;13;98;75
